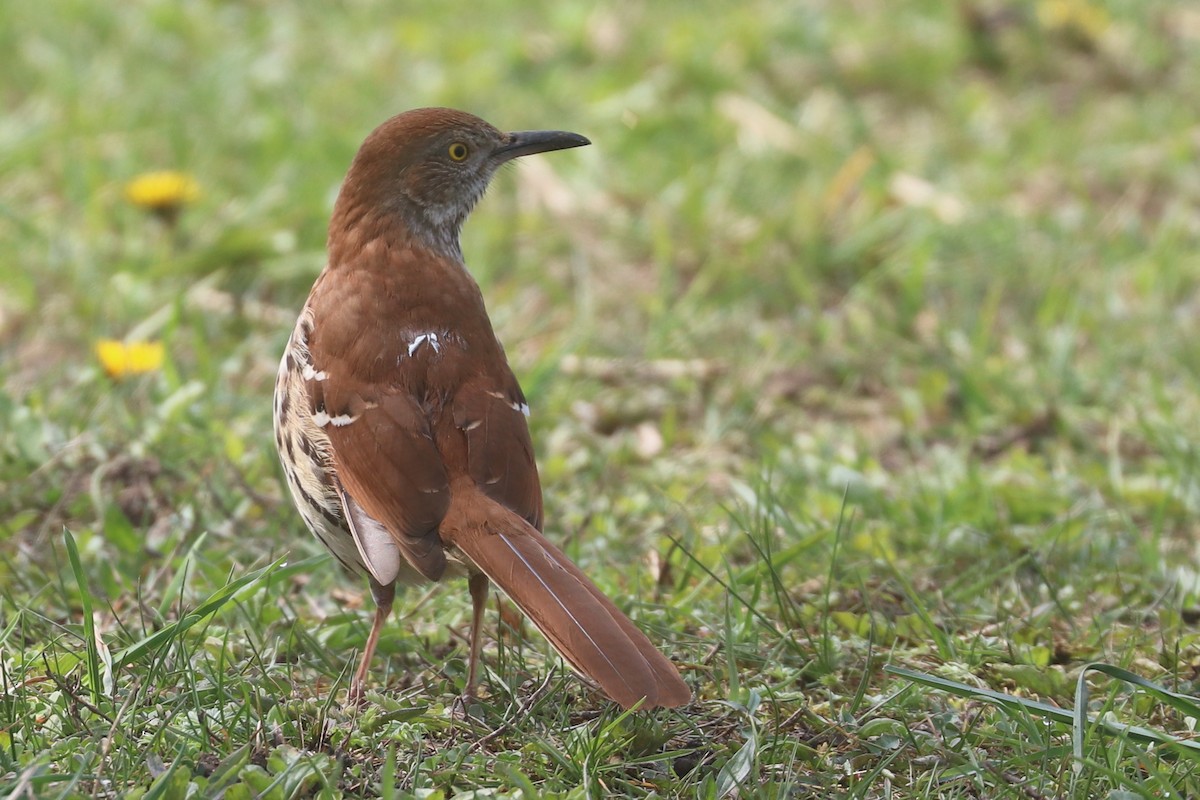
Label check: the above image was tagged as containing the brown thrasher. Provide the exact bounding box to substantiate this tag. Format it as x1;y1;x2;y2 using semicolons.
273;108;689;710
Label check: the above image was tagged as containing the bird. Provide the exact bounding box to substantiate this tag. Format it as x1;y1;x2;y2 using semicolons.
273;107;690;711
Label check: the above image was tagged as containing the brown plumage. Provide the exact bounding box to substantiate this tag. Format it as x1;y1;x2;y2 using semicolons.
273;107;689;710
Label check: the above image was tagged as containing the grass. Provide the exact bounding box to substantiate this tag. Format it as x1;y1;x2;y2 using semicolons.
3;0;1200;796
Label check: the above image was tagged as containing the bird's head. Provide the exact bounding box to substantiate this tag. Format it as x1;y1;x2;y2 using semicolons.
333;107;590;258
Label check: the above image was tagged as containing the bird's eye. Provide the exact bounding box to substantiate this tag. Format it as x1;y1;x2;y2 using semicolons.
448;142;469;162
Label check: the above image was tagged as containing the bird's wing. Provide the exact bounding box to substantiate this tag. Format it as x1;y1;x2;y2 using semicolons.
300;285;452;582
315;379;450;581
452;370;544;531
297;265;540;579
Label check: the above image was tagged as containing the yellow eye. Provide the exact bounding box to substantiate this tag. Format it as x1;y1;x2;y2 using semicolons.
448;142;469;161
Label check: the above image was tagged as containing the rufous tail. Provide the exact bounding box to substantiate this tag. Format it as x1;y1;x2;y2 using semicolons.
445;493;690;710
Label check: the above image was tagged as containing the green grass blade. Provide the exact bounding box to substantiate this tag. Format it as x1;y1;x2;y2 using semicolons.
62;527;102;708
156;531;207;621
887;664;1200;757
714;728;756;799
113;554;314;670
1080;662;1200;719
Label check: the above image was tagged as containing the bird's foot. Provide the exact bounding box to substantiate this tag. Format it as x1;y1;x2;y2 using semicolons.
347;680;368;708
450;691;480;720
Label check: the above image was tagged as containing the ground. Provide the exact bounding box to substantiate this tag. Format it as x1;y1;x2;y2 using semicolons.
2;0;1200;797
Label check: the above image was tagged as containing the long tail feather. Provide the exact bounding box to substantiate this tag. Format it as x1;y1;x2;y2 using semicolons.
446;496;689;710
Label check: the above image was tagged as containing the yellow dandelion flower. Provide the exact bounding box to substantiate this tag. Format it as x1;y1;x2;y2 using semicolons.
1036;0;1110;42
124;171;200;215
95;339;165;379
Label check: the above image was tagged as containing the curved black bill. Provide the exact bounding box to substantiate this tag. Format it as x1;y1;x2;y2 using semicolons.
495;129;591;161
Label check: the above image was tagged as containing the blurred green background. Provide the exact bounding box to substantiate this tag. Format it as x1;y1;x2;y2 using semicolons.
3;0;1200;797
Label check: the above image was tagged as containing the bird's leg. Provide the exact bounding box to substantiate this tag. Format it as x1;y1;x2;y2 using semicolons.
350;577;395;705
463;571;490;703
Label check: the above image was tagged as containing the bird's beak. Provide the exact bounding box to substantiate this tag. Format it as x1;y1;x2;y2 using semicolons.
494;130;591;162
